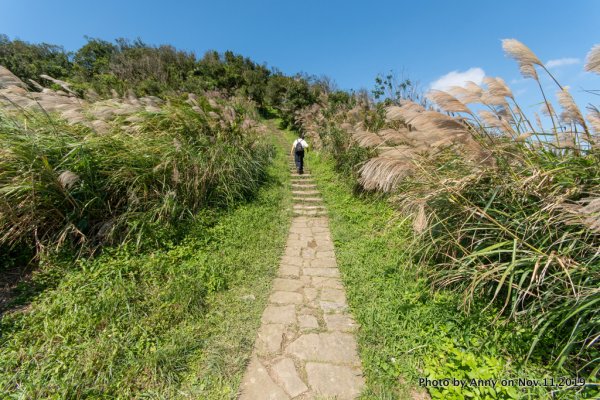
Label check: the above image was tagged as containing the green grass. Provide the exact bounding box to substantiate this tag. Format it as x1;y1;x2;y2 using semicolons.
0;126;292;399
306;151;598;400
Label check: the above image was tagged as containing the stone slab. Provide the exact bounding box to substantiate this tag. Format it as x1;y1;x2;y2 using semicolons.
315;250;335;259
303;287;318;302
311;277;344;290
298;314;319;329
320;301;348;313
239;356;290;400
310;258;337;268
324;314;357;332
270;291;304;305
303;267;340;277
280;256;302;267
272;358;308;397
285;333;360;365
272;278;304;292
256;324;285;355
262;305;296;325
321;288;347;303
305;363;364;399
278;265;300;278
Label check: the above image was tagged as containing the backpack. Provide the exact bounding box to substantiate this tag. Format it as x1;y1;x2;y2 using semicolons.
295;139;304;154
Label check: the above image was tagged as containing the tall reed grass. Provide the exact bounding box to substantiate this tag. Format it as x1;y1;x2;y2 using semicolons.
303;40;600;378
0;68;273;257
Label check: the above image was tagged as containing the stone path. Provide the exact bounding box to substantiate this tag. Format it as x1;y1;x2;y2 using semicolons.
238;159;365;399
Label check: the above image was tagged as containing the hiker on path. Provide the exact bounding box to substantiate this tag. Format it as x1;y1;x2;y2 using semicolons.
291;134;309;174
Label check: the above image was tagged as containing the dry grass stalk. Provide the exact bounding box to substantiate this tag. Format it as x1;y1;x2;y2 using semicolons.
515;132;533;142
556;87;587;128
379;128;411;145
541;101;557;119
385;106;404;121
58;171;80;190
353;130;383;147
501;39;546;82
478;110;514;134
353;99;492;192
359;157;412;192
484;77;514;99
448;83;482;104
563;197;600;233
502;39;543;69
519;63;539;80
413;203;428;234
427;90;473;114
584;44;600;74
535;113;543;131
587;107;600;133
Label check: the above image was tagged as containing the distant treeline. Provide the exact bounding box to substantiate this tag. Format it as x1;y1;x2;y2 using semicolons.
0;34;352;128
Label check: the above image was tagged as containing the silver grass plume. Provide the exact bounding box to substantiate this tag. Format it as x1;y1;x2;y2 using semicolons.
358;157;413;192
535;113;543;131
519;63;538;80
478;110;513;134
379;128;411;145
557;87;586;127
483;77;514;99
353;130;383;147
58;170;80;190
502;39;542;80
426;90;473;114
586;106;600;134
502;39;543;66
448;83;482;104
413;203;428;234
584;44;600;75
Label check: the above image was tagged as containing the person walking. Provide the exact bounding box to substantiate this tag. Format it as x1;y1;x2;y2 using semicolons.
291;133;309;174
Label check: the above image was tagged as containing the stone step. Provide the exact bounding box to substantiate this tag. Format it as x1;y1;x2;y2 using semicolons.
291;180;315;185
291;180;315;186
290;174;312;178
293;197;322;203
291;184;317;190
293;204;326;211
293;210;328;217
292;190;320;196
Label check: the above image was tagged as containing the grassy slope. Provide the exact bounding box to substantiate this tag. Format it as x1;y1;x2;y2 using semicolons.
306;151;595;400
0;127;292;399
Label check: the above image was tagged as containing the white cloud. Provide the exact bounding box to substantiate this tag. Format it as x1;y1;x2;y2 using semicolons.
429;67;485;91
545;58;580;69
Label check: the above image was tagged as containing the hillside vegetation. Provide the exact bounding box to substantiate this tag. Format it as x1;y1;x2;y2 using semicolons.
298;40;600;398
0;36;330;397
1;34;599;399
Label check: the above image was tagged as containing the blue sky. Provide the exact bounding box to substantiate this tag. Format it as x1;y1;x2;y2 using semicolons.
1;0;599;114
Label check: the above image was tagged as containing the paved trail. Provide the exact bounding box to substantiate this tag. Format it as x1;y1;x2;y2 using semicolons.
238;159;365;399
